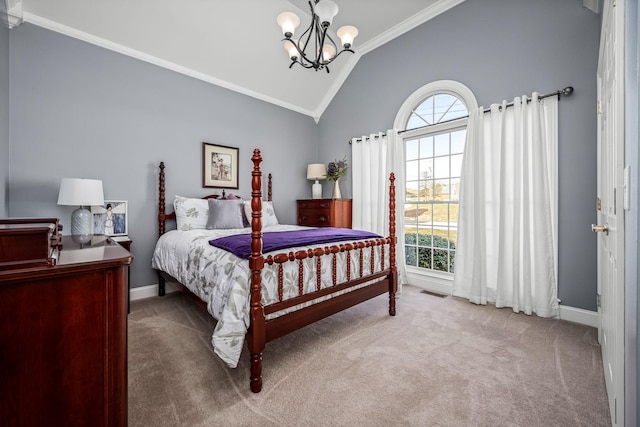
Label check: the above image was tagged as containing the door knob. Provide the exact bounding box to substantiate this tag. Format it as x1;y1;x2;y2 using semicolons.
591;224;609;235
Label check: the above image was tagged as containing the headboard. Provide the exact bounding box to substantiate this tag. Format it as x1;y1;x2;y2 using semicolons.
157;161;272;236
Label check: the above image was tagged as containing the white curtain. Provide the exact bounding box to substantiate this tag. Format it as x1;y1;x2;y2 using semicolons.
453;94;558;317
351;130;407;289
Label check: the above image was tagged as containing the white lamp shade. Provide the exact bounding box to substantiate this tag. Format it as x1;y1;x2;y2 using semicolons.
322;44;336;61
57;178;105;206
284;39;300;59
307;164;327;180
277;12;300;37
314;0;338;26
337;25;358;48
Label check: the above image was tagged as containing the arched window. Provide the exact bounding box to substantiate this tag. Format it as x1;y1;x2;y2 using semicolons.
394;81;477;279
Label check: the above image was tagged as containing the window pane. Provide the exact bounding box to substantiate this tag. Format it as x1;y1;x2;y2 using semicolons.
404;204;418;224
423;180;434;201
406;160;419;180
405;246;417;266
433;249;449;271
419;158;433;180
418;247;432;269
433;156;449;179
451;154;463;178
406;181;420;202
434;133;449;156
407;94;468;130
406;139;419;160
450;178;461;201
451;130;466;154
420;137;433;158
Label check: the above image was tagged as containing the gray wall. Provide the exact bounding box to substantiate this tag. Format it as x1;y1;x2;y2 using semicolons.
319;0;601;311
8;24;318;289
0;11;9;217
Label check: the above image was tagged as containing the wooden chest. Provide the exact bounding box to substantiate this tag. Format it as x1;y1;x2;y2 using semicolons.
297;199;352;228
0;218;62;270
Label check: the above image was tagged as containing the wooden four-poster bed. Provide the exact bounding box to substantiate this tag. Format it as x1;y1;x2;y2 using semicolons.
153;149;398;392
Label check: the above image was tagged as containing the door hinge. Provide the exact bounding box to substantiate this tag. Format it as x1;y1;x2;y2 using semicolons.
597;294;601;308
597;100;602;114
596;197;602;211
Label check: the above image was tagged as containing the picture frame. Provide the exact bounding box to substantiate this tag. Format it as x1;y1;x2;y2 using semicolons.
203;142;239;189
91;200;128;236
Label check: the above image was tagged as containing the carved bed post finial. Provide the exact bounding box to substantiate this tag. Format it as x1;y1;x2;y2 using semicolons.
388;172;397;316
248;148;266;393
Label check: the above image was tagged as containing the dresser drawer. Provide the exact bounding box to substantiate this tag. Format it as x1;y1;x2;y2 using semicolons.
296;199;352;228
298;212;331;227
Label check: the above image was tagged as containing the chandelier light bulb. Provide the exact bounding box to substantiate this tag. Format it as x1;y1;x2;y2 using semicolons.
277;12;300;38
314;0;339;27
322;44;336;62
337;25;358;49
284;39;300;60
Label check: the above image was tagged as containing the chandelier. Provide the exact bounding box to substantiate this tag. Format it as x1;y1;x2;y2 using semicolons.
277;0;358;73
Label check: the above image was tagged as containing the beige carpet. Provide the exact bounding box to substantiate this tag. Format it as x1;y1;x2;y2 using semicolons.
128;286;610;427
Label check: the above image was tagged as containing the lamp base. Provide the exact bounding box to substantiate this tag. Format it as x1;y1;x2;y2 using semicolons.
71;206;92;235
312;181;322;199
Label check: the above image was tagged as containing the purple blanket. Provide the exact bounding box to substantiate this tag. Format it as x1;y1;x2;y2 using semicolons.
209;228;382;259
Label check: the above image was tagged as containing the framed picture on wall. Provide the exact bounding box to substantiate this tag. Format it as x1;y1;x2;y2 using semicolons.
91;200;128;236
203;142;239;189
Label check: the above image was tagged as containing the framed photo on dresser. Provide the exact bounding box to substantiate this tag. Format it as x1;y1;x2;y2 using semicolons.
91;200;128;236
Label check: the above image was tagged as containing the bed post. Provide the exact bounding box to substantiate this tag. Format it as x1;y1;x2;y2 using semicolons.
247;149;266;393
268;173;272;202
158;161;167;296
388;173;397;316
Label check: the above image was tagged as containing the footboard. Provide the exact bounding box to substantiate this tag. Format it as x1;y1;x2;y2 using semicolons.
247;149;397;392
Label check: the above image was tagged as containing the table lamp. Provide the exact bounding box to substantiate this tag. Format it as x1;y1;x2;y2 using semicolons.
306;163;327;199
57;178;105;235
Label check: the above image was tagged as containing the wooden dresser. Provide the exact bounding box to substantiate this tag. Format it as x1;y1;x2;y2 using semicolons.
297;199;352;228
0;228;133;427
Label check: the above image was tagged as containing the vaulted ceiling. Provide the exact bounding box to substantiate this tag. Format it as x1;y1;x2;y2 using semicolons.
10;0;465;121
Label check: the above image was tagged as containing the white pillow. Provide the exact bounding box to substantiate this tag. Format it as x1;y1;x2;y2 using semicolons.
174;195;209;230
243;200;279;227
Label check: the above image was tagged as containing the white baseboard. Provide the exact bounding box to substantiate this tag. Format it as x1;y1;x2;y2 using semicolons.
406;277;599;328
558;305;599;328
130;283;179;302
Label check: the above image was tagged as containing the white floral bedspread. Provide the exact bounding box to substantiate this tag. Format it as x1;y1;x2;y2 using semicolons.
151;225;389;367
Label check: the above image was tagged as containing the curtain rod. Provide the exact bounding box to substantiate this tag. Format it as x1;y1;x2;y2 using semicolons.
349;86;574;144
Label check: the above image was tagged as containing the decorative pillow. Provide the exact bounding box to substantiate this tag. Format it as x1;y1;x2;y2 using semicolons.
243;200;279;227
206;199;245;229
174;195;209;231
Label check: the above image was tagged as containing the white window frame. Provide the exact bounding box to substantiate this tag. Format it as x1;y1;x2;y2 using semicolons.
394;80;478;294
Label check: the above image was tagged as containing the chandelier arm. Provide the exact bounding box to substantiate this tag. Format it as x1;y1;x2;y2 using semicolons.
297;16;318;67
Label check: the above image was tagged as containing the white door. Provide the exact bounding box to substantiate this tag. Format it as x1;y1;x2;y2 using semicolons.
595;1;625;426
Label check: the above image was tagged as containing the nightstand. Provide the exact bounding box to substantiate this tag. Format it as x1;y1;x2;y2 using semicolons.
111;236;132;313
297;199;352;228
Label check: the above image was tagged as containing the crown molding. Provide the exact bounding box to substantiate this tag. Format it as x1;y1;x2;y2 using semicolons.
22;12;317;119
5;0;23;29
